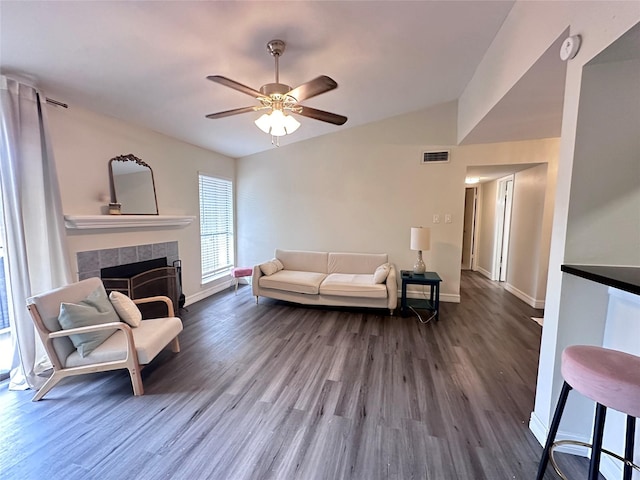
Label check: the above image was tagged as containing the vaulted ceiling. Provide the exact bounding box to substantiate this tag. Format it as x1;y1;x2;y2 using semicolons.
1;1;565;159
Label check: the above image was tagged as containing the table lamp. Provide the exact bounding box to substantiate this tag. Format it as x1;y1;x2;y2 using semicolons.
410;227;431;274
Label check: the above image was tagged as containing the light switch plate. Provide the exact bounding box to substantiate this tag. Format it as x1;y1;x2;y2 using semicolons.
433;214;440;224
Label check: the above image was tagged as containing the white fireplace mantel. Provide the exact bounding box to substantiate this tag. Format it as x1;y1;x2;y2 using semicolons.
64;215;195;230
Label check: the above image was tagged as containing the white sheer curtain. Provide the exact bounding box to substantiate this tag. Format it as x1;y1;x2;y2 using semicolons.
0;75;72;390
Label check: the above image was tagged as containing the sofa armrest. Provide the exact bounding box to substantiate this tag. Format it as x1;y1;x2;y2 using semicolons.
252;265;264;296
386;264;398;310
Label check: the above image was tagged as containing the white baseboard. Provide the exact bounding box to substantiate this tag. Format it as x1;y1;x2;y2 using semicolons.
504;283;545;309
476;266;493;279
599;451;625;480
185;279;234;306
529;411;590;456
529;410;548;446
440;293;460;303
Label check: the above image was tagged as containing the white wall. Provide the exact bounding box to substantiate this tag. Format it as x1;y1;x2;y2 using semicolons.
505;164;549;307
458;1;639;144
565;58;640;265
236;98;559;302
46;105;236;303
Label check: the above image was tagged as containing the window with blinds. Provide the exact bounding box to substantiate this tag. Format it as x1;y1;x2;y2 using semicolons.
199;174;234;283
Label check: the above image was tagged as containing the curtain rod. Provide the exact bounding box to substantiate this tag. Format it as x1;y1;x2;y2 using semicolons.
45;97;68;109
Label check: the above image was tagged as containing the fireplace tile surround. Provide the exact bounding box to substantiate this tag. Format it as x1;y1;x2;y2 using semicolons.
76;241;179;281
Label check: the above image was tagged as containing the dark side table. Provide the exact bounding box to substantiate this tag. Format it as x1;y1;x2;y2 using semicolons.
400;270;442;322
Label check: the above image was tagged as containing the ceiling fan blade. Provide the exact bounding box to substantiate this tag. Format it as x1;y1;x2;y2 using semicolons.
206;106;260;119
295;105;347;125
207;75;264;98
286;76;338;103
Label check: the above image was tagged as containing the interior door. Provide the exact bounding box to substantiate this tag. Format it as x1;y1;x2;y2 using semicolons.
496;178;514;282
461;187;477;270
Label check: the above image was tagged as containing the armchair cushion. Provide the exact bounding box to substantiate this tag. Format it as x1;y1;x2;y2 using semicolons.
109;291;142;327
65;317;183;367
58;285;120;357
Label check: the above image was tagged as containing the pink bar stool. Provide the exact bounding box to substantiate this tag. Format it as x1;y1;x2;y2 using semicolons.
231;267;253;294
536;346;640;479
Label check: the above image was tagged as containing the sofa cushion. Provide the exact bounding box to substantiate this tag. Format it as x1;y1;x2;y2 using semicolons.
275;249;328;273
259;270;327;295
319;273;388;298
328;252;388;274
372;263;391;284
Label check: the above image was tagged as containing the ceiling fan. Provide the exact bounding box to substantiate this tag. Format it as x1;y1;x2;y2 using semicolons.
206;39;347;143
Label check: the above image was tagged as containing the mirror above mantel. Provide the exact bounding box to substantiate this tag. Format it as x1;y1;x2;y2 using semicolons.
109;154;159;215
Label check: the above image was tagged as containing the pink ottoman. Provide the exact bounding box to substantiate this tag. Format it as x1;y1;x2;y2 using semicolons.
231;267;253;294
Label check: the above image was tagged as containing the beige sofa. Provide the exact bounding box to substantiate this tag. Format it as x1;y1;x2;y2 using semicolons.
252;249;397;314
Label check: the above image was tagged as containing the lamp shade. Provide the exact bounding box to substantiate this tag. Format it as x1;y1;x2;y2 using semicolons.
410;227;431;251
254;109;301;136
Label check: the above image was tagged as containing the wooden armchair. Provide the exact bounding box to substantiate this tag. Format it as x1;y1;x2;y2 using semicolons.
26;277;183;401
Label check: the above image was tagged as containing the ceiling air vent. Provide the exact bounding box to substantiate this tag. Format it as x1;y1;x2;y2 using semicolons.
422;150;450;164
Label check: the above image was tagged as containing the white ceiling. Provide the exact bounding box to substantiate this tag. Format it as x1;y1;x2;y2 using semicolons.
0;1;566;159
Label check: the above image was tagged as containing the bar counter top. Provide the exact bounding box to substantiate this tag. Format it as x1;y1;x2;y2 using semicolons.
561;264;640;296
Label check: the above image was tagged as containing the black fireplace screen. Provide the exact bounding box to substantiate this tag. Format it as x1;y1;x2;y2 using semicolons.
101;257;182;318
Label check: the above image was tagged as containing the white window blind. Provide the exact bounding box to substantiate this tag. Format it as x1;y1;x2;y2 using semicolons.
199;175;234;282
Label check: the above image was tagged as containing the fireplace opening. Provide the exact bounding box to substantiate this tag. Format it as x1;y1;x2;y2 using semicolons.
101;257;183;318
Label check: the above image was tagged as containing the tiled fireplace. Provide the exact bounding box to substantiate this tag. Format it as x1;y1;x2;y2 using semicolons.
76;241;179;281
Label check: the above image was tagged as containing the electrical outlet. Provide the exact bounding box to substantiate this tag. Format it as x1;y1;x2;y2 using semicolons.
445;214;452;224
433;214;440;224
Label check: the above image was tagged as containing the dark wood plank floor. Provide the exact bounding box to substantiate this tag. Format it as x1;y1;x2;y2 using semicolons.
0;271;594;479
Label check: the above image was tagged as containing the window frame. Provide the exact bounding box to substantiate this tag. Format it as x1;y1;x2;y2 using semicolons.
198;173;235;284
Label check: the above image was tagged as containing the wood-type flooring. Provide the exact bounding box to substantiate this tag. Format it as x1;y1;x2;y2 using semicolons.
0;271;596;479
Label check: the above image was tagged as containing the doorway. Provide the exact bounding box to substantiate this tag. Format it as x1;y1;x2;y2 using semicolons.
461;187;477;270
493;176;514;282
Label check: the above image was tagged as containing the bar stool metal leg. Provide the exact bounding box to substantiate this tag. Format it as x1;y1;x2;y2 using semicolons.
537;381;573;480
588;403;607;480
624;415;636;480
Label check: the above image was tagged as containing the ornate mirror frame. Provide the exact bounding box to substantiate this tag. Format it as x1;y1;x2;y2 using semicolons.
109;154;159;215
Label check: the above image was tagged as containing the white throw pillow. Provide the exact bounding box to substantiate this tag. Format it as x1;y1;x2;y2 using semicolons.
273;258;284;271
109;291;142;327
372;263;391;284
260;261;279;276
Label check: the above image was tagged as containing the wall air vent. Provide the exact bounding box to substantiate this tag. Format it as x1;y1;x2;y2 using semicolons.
421;150;450;164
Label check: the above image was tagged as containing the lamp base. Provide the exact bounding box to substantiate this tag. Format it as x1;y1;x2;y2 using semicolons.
413;251;426;274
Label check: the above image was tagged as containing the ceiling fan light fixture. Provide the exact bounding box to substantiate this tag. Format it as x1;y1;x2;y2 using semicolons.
207;39;346;144
254;109;300;137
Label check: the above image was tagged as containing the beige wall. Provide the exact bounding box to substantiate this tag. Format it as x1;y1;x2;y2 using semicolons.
46;105;235;303
474;162;554;308
505;164;549;307
236;99;559;302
